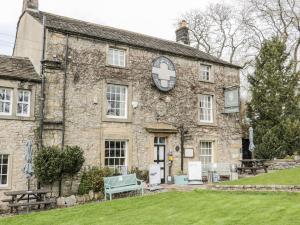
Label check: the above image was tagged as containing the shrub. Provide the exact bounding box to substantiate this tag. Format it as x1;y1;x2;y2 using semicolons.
78;167;114;195
34;146;62;187
130;167;149;183
34;145;85;196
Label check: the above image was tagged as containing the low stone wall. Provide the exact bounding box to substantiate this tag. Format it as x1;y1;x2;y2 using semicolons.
266;159;300;170
209;184;300;192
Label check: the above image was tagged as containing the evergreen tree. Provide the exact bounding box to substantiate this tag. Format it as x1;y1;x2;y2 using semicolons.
248;37;300;159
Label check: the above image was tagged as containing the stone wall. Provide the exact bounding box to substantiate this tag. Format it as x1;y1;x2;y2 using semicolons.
0;79;40;209
209;184;300;192
42;30;242;177
266;159;300;170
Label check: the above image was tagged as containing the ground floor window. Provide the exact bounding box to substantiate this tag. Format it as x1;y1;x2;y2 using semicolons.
0;154;8;186
200;142;213;164
105;140;126;168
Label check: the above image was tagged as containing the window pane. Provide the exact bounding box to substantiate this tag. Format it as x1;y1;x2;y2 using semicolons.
1;176;7;185
106;84;127;118
0;155;9;186
200;142;212;164
2;155;8;164
108;48;125;67
2;165;7;174
4;103;10;113
105;141;126;168
199;95;213;122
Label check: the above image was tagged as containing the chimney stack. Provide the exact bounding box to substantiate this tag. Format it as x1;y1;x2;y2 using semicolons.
175;20;190;45
22;0;39;13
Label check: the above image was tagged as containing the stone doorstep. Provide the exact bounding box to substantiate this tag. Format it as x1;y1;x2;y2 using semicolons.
208;184;300;192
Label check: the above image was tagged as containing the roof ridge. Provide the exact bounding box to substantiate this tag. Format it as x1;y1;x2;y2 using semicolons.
26;10;241;68
38;11;197;48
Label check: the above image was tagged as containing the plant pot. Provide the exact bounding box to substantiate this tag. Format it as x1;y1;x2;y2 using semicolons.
174;175;188;185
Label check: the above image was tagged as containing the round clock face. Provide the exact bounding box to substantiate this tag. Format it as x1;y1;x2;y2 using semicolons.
152;56;176;92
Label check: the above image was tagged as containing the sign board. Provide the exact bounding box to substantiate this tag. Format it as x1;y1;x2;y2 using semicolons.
149;164;161;186
224;88;240;113
184;148;194;158
152;56;176;92
188;161;203;184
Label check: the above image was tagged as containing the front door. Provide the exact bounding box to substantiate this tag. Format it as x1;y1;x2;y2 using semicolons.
154;137;166;183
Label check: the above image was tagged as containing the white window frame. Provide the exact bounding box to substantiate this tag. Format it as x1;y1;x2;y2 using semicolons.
108;48;126;67
16;90;31;117
0;88;13;116
199;141;213;164
104;140;127;169
199;94;213;123
0;154;9;187
106;84;128;119
200;64;211;81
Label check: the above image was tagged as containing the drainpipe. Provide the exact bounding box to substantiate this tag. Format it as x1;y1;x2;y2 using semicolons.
39;15;46;148
61;34;69;149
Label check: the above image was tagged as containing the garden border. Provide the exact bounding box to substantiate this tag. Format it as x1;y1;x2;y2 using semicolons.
208;184;300;192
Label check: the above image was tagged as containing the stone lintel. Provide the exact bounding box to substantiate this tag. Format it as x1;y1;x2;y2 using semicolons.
145;122;178;134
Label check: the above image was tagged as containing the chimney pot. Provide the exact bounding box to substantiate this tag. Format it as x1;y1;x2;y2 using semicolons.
176;20;190;45
22;0;39;13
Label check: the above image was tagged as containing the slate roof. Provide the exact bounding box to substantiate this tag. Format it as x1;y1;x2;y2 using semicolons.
27;10;241;69
0;55;40;83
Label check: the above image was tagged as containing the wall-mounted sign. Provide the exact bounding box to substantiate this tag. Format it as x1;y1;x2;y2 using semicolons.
152;56;176;92
224;87;240;113
184;148;194;158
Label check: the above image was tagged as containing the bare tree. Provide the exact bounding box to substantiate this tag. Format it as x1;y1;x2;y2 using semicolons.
181;3;249;65
179;0;300;100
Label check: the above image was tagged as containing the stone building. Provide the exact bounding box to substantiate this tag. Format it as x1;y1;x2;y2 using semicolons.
0;55;40;203
0;0;242;202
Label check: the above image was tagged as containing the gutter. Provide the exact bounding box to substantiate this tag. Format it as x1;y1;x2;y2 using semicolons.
61;34;69;148
39;15;46;148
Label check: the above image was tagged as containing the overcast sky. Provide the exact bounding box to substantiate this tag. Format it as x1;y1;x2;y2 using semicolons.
0;0;234;55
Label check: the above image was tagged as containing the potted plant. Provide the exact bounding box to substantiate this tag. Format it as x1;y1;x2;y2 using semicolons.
173;170;188;185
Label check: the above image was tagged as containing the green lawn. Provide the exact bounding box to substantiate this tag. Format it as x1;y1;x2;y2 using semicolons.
222;167;300;185
1;190;300;225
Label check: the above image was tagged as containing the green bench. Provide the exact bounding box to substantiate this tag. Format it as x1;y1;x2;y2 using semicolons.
104;174;144;201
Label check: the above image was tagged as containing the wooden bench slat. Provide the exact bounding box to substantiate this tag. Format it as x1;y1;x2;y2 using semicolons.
8;199;56;207
104;174;144;200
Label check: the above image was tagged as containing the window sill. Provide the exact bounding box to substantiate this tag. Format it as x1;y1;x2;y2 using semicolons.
0;186;11;190
102;117;132;123
197;122;218;127
105;65;129;70
0;115;36;121
199;79;215;84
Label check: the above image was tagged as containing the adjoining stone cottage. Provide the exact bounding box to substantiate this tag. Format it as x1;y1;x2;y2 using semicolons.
0;0;242;204
0;55;40;204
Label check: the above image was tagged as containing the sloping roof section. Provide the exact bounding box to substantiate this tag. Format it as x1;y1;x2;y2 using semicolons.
0;55;40;83
27;10;241;69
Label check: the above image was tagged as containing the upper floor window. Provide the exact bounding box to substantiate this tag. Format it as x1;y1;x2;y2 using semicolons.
0;88;12;115
106;84;128;119
200;142;213;164
199;94;213;123
200;64;211;81
0;154;9;187
108;48;126;67
17;90;31;117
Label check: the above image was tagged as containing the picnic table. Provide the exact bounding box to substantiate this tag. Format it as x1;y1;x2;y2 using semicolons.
237;159;268;175
3;189;56;213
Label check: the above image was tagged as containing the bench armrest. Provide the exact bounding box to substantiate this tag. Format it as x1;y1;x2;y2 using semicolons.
137;179;143;185
104;184;112;189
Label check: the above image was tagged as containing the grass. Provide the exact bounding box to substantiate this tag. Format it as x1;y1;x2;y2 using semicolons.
1;190;300;225
221;167;300;185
